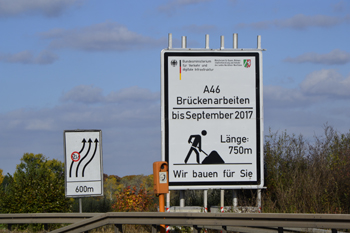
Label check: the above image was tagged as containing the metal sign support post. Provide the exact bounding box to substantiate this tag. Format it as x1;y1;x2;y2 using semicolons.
219;36;225;214
79;198;82;213
233;190;238;207
257;189;262;212
179;35;187;208
220;190;225;212
179;191;185;207
233;33;238;49
204;190;208;212
205;34;209;49
166;192;170;211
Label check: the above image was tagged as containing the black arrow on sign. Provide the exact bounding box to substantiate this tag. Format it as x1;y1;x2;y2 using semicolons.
82;138;99;177
69;138;86;178
76;138;92;177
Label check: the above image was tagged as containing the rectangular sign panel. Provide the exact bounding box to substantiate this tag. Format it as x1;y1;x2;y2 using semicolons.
64;130;103;197
161;50;264;190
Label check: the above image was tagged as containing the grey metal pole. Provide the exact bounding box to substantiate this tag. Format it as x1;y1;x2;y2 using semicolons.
203;190;208;212
166;191;170;212
257;35;261;49
205;34;209;49
79;198;82;213
233;33;238;49
181;36;187;49
180;191;185;207
168;33;172;49
180;35;186;209
257;189;262;213
220;190;224;212
220;36;224;50
233;190;238;207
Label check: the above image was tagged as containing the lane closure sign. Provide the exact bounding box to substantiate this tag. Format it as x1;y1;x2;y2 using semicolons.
64;130;103;197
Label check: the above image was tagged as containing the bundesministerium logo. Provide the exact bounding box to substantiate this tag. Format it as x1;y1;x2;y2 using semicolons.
243;59;251;68
171;60;178;67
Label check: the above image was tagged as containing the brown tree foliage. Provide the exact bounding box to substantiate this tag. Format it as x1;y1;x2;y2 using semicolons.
111;185;157;212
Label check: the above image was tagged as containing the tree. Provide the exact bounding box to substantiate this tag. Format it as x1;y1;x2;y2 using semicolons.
71;196;112;212
104;176;119;201
0;153;73;213
112;184;156;212
0;169;3;185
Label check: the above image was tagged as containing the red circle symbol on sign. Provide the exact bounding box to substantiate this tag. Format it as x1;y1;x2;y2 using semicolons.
71;151;80;162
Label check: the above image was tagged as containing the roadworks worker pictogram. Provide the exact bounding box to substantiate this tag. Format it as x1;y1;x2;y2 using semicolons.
184;130;225;164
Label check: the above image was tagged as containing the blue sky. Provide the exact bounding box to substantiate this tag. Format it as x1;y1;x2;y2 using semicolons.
0;0;349;177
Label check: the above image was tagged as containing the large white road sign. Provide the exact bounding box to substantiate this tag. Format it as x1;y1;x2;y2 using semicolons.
64;130;103;197
161;50;264;190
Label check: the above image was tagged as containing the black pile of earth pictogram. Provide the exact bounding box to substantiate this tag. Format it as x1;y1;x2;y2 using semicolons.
202;150;225;164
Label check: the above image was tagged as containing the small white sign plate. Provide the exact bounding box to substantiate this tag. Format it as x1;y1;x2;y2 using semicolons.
159;172;167;184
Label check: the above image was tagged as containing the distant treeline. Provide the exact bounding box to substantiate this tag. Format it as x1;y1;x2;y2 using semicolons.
1;126;350;216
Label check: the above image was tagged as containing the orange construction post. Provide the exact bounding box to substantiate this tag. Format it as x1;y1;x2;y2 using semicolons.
153;161;169;233
159;193;165;233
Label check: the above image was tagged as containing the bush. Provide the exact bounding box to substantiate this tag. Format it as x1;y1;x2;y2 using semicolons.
263;127;350;213
112;185;156;212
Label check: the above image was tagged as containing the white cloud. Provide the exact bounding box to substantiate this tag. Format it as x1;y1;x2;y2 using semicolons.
61;85;160;104
237;14;346;30
35;50;59;64
300;69;350;97
158;0;212;13
265;69;350;108
41;22;166;52
2;108;56;131
0;0;84;18
61;85;104;104
25;119;55;130
332;0;346;12
0;50;58;64
276;14;341;29
264;85;310;108
284;49;350;65
106;86;159;103
264;69;350;139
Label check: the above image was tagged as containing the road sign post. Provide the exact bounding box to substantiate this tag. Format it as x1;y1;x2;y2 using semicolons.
64;130;103;197
161;48;264;190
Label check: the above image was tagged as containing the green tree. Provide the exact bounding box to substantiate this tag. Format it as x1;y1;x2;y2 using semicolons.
0;169;3;185
0;153;73;213
71;196;112;212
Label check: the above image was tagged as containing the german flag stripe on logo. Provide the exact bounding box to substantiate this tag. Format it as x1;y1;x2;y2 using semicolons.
179;60;182;80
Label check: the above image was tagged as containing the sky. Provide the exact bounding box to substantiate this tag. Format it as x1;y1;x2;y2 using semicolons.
0;0;349;177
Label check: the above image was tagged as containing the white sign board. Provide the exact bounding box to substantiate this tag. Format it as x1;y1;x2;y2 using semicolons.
161;50;264;190
64;130;103;197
